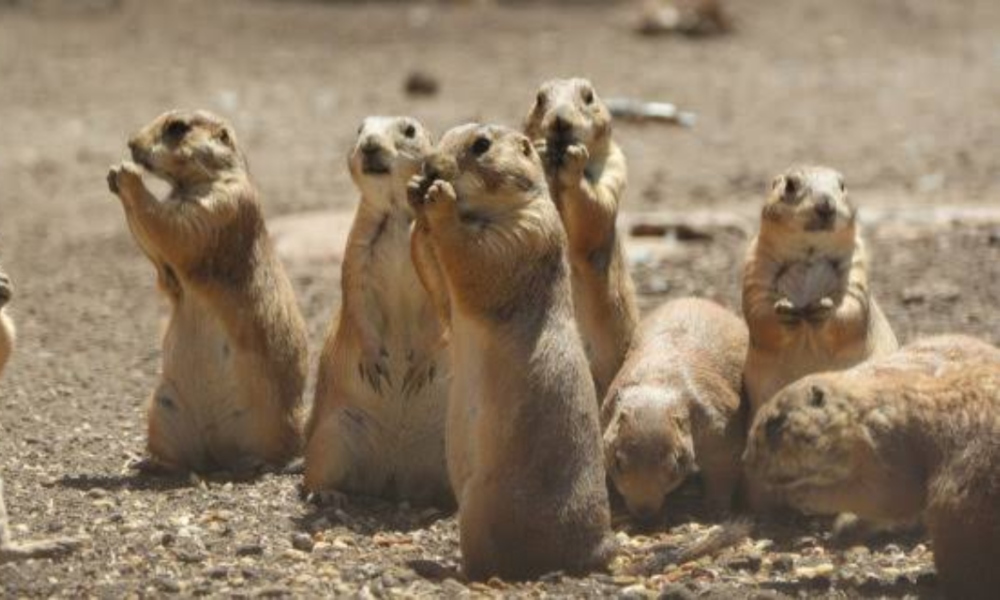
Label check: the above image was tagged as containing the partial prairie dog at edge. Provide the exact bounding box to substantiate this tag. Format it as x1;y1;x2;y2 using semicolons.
523;77;639;402
602;297;748;522
304;116;453;508
744;336;1000;600
742;165;898;419
407;122;615;581
106;109;309;476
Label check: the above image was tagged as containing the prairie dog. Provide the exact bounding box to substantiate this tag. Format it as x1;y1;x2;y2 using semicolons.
523;78;639;400
742;165;897;417
602;298;748;521
744;339;1000;600
107;110;309;475
407;123;614;580
0;266;83;562
304;117;452;507
0;268;12;377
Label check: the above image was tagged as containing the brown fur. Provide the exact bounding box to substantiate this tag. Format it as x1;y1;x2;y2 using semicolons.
107;110;308;475
407;123;614;581
524;78;639;401
745;337;1000;599
0;266;83;562
602;298;748;520
742;165;898;419
304;117;452;507
0;268;12;377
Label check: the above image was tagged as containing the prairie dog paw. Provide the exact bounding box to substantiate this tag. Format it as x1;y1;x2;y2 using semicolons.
774;297;797;316
407;175;432;210
560;143;590;176
107;161;144;198
426;180;457;206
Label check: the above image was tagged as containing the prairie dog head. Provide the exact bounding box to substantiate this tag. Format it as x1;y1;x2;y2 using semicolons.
743;374;886;514
761;166;856;246
603;386;696;521
414;123;548;215
523;78;612;164
128;110;245;188
349;116;432;208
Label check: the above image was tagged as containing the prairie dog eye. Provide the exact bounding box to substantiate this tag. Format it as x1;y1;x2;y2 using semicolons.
810;386;826;408
471;136;491;156
782;175;802;202
582;88;595;105
164;120;191;141
403;123;417;138
218;129;232;146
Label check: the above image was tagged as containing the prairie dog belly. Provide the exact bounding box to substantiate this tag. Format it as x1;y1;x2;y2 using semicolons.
161;293;242;427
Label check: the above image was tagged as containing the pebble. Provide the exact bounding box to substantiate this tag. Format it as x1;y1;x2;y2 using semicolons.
770;554;795;573
657;582;696;600
291;533;315;553
236;543;265;557
723;552;762;572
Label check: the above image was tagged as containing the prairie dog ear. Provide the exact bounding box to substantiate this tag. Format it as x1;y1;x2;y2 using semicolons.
771;174;786;192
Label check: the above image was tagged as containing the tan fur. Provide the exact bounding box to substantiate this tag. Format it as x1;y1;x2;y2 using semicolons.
0;266;84;562
107;110;308;475
0;268;12;378
745;337;1000;600
524;78;639;400
742;165;898;419
407;123;614;581
602;298;748;521
304;117;452;506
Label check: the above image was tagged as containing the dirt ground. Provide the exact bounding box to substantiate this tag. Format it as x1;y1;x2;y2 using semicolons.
2;0;1000;596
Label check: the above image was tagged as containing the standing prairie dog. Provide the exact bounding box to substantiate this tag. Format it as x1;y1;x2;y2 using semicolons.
0;265;83;562
0;268;12;377
524;78;639;400
407;123;614;581
107;110;309;475
742;165;897;418
601;298;748;521
744;337;1000;600
304;117;452;507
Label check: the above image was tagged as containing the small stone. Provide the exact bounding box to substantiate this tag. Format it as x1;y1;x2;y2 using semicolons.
723;552;762;572
154;577;181;593
205;566;229;580
440;579;466;595
843;545;870;562
915;568;937;587
236;543;264;557
770;554;795;573
291;533;315;553
621;583;652;599
657;582;696;600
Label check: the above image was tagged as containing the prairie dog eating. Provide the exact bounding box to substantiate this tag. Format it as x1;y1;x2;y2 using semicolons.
524;78;639;400
408;123;615;580
107;110;309;475
742;165;897;418
304;117;452;507
602;298;748;521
